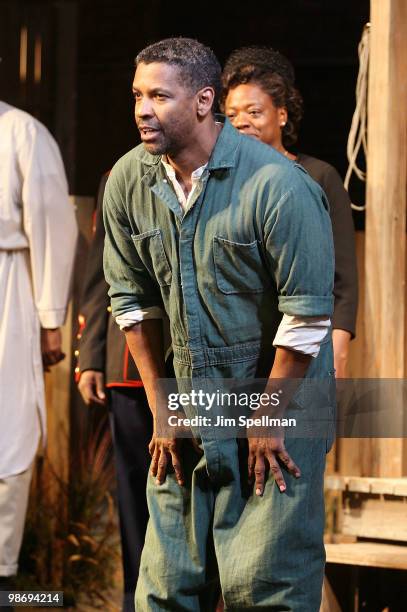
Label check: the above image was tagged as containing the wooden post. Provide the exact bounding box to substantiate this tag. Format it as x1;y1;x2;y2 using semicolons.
364;0;407;476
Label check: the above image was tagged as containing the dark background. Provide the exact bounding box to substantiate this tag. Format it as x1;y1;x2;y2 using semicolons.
0;0;369;220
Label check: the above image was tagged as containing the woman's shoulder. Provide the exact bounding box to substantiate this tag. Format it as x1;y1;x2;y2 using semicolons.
296;153;345;192
296;153;335;179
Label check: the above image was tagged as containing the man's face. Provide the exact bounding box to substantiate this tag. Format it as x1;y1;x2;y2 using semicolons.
132;62;198;156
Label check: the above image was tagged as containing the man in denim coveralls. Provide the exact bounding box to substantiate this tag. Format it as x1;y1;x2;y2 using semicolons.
103;37;335;611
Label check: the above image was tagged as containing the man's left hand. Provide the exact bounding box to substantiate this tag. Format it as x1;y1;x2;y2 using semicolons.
41;327;65;369
248;436;301;496
149;433;184;487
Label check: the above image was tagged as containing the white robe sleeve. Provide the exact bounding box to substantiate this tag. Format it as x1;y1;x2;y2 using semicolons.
18;120;78;328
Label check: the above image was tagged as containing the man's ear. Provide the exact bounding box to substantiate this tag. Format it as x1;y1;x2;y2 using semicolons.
196;86;215;118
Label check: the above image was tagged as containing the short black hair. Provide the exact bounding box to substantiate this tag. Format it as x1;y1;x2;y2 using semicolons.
221;46;303;148
136;37;221;110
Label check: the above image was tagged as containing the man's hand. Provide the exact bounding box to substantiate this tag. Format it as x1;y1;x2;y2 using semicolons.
149;433;184;486
248;436;301;495
248;346;311;496
41;327;65;369
124;321;184;486
78;370;106;406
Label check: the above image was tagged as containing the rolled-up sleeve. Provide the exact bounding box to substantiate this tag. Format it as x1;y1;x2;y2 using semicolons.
264;175;335;318
103;170;163;319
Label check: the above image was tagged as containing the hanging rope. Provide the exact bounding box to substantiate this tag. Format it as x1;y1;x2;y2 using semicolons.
344;22;370;211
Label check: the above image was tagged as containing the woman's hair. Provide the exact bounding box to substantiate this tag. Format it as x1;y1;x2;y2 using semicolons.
221;46;304;147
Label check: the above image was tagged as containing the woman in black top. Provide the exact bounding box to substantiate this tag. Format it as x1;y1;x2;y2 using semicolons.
222;46;358;378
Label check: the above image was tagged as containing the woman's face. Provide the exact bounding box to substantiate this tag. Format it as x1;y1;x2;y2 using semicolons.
224;82;287;150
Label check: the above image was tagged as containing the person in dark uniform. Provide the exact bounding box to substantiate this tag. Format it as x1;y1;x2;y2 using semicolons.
222;46;358;378
76;174;153;612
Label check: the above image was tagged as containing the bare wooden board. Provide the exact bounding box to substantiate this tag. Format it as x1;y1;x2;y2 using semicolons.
342;494;407;541
325;476;407;496
325;542;407;570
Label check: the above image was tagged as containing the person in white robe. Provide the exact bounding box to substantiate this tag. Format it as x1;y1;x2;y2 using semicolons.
0;100;77;583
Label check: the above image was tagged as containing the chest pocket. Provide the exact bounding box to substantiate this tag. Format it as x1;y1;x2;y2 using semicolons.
131;229;172;287
213;236;271;294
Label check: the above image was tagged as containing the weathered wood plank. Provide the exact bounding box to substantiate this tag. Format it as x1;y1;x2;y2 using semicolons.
325;475;407;495
325;542;407;570
342;494;407;541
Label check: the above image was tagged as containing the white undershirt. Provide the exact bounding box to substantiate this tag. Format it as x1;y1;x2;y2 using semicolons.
116;158;331;357
161;156;208;213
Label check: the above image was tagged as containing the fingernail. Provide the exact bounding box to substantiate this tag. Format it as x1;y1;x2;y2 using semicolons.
256;488;262;496
279;484;286;492
155;479;161;485
295;471;301;478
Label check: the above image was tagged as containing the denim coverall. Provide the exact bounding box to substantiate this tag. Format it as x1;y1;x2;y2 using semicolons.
103;119;335;611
